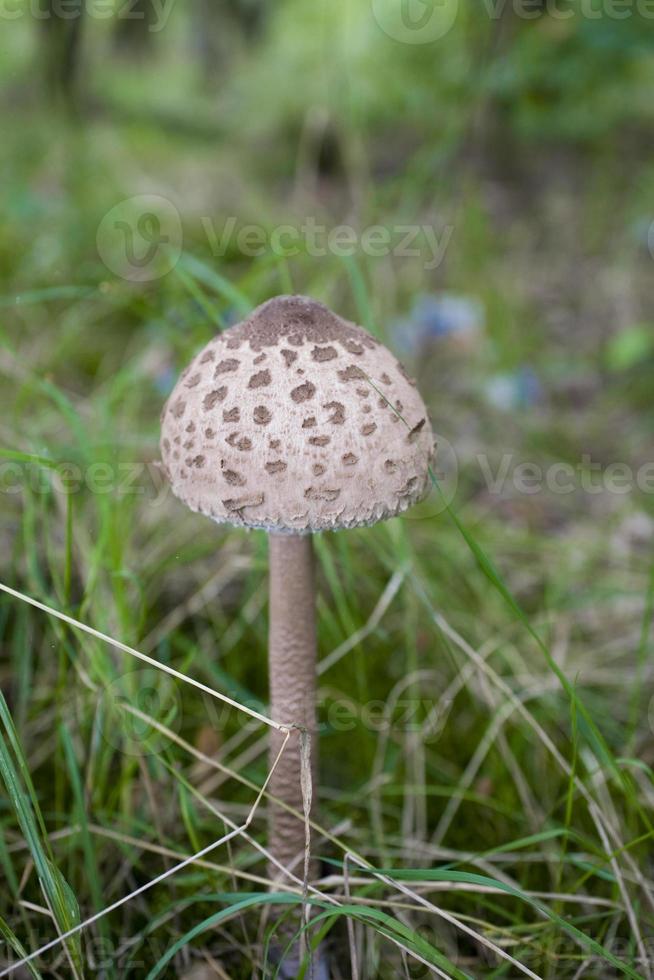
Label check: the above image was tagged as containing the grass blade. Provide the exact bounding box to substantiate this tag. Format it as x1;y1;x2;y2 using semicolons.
0;692;83;975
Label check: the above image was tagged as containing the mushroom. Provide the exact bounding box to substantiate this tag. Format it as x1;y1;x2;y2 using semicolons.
160;295;434;968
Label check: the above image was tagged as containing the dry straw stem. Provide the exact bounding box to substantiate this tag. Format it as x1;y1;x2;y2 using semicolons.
0;582;286;733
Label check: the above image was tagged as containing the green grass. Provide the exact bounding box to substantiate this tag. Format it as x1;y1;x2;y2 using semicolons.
1;5;654;977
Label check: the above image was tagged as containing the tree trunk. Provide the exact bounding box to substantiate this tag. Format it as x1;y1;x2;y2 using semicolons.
114;0;158;54
40;0;84;108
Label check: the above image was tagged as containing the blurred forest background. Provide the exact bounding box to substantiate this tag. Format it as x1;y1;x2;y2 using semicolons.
3;0;654;403
2;2;654;978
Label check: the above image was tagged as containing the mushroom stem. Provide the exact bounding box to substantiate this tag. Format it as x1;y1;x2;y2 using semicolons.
268;532;319;886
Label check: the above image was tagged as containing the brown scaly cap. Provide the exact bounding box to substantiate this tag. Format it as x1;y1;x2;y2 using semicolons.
160;295;435;533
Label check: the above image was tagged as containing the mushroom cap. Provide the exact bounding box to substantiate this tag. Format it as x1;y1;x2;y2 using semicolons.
160;295;434;533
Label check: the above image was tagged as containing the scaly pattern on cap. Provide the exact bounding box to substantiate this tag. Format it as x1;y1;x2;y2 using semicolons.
160;296;435;532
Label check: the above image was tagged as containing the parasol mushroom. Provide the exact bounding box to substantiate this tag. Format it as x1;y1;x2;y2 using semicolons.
160;294;434;971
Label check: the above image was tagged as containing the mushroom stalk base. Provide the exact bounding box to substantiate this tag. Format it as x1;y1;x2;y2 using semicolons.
268;532;319;887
